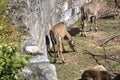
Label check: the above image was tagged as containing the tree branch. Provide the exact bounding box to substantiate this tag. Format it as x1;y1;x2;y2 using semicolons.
84;50;120;63
100;34;120;46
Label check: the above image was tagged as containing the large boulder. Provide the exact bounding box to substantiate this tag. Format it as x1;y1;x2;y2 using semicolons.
22;55;58;80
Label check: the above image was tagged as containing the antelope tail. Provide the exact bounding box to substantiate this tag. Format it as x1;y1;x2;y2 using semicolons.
50;31;57;44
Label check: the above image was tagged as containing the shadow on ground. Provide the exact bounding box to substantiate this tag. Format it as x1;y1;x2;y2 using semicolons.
68;27;81;36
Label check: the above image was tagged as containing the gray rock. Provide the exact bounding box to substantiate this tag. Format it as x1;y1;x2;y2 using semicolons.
22;68;33;80
25;46;41;53
30;55;49;63
23;55;57;80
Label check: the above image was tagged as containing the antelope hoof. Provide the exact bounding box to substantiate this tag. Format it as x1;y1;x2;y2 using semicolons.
53;60;57;63
95;29;98;32
62;49;66;53
81;34;87;37
62;60;66;64
90;28;93;31
81;34;84;37
73;48;77;52
84;34;87;37
57;54;59;57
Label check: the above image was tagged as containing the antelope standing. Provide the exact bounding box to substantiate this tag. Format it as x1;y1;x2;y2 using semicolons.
80;0;104;37
50;22;76;63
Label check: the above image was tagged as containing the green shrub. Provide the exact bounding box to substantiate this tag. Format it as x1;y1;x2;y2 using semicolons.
0;43;29;80
0;0;30;80
0;0;8;15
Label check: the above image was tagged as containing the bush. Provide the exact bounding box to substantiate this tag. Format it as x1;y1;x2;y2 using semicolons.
0;0;8;15
0;0;30;80
0;43;29;80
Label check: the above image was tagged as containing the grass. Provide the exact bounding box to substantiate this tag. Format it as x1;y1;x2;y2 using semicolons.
49;18;120;80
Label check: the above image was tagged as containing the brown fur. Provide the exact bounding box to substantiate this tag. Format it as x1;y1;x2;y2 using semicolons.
80;0;104;37
88;65;107;71
81;65;111;80
50;22;76;63
113;73;120;80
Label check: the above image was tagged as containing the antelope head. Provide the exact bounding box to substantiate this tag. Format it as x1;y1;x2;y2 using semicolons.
68;40;77;52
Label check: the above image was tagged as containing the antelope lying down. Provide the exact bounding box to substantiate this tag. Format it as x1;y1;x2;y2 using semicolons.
50;22;76;63
81;65;111;80
80;0;104;37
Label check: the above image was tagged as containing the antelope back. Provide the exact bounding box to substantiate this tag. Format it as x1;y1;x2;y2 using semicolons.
50;22;67;44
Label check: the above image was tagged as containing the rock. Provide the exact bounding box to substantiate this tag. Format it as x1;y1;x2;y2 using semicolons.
30;55;49;63
36;63;58;80
23;55;58;80
25;46;43;55
22;68;33;80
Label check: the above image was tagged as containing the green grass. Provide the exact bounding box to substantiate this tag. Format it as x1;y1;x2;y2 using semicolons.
49;18;120;80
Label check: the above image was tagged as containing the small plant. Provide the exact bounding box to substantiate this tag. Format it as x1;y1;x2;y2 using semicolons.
0;0;8;15
0;43;29;80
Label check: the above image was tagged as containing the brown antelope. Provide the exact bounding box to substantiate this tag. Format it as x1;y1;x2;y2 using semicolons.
50;22;76;63
80;0;104;37
81;65;111;80
113;73;120;80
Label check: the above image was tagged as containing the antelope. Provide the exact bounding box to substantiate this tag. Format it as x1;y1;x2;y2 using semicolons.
80;0;104;37
81;65;111;80
113;73;120;80
50;22;76;63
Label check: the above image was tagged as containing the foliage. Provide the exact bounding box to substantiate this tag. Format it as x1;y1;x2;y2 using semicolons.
0;16;29;80
0;0;8;15
0;0;23;44
0;43;29;80
0;0;30;80
0;17;22;44
0;5;23;44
